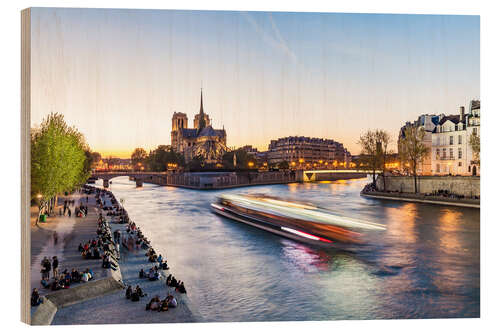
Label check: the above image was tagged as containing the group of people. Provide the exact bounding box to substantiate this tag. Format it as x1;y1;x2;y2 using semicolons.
166;274;187;294
125;285;146;302
40;267;94;292
121;222;151;251
61;198;88;218
40;256;59;280
145;294;177;312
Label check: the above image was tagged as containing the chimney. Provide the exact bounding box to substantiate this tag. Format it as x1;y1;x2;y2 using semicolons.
460;106;465;121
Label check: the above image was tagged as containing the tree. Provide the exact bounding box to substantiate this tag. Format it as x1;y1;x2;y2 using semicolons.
358;130;382;185
278;160;289;170
186;155;205;171
375;130;391;191
398;125;430;193
222;149;256;170
146;145;185;172
469;132;480;166
131;148;148;170
31;113;88;223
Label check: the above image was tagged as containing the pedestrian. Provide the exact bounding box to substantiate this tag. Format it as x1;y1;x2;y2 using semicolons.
68;208;71;217
52;256;59;277
41;256;51;280
53;231;58;245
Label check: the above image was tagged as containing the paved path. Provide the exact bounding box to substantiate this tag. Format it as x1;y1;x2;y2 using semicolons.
30;193;111;296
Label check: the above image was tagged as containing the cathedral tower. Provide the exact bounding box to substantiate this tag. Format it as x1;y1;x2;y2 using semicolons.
194;88;211;129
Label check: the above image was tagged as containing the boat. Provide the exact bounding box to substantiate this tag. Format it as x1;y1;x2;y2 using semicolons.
211;194;386;248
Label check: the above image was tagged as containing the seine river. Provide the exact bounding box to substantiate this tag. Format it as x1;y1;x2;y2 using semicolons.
100;176;479;321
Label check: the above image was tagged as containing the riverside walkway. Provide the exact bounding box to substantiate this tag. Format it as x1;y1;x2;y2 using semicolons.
33;189;200;324
30;194;111;295
30;192;125;324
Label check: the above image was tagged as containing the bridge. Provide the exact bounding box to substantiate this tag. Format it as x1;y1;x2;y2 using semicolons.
91;171;166;188
91;169;379;189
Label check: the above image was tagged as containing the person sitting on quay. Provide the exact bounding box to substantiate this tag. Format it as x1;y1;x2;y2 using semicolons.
148;267;159;281
92;247;101;259
102;253;117;270
71;268;81;283
139;268;146;279
167;275;178;288
159;297;169;312
160;260;169;270
176;281;187;294
166;294;177;308
157;254;163;264
130;285;146;302
78;243;84;252
31;288;43;306
146;296;161;311
40;276;50;289
50;277;62;291
126;285;133;299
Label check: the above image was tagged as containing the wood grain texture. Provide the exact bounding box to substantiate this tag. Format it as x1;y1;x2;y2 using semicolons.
21;7;31;325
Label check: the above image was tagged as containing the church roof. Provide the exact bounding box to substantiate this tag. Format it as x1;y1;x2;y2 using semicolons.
198;125;225;137
180;128;199;138
179;126;225;139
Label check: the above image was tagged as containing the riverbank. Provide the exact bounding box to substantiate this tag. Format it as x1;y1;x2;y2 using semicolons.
30;192;125;324
50;187;202;324
361;190;480;208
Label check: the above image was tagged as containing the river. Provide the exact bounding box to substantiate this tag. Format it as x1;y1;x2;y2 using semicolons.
99;176;479;321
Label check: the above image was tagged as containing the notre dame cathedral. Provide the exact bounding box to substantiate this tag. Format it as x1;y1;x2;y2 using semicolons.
171;89;229;164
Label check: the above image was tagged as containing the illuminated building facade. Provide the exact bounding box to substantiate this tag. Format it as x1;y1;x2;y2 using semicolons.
267;136;351;169
171;90;229;164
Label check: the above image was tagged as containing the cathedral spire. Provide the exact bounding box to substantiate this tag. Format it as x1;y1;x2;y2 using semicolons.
199;88;204;115
197;88;207;130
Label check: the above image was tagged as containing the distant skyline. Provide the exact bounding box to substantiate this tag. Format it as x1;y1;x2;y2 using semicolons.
30;8;479;158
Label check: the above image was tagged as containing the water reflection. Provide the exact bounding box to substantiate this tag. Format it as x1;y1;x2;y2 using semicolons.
101;177;479;321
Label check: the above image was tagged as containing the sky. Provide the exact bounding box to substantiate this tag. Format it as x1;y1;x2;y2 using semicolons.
30;8;480;157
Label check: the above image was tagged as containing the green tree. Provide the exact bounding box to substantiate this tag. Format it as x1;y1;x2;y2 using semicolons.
31;113;88;222
222;149;256;170
131;148;148;170
358;130;381;185
398;125;430;193
146;145;185;172
469;132;480;166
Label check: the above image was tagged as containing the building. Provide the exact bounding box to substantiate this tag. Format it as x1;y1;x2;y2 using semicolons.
266;136;351;169
466;100;480;176
431;101;480;176
398;114;440;175
171;90;229;164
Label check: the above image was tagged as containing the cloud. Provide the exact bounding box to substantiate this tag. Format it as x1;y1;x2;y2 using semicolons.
241;12;297;64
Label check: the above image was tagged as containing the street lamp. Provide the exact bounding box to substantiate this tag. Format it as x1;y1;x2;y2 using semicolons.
248;161;254;168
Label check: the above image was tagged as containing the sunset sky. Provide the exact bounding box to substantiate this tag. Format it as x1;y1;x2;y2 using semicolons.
30;8;479;158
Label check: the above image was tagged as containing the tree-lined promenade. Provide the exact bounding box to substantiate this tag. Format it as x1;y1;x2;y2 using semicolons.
31;113;100;223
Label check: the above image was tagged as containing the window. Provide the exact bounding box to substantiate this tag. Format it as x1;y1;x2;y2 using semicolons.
455;124;458;131
436;148;440;159
436;164;440;173
473;128;478;135
449;148;454;159
449;136;454;145
458;148;462;159
458;162;462;167
442;149;446;159
458;135;462;144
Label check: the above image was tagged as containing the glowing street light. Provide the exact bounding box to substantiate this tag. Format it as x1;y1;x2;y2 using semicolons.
248;161;255;168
